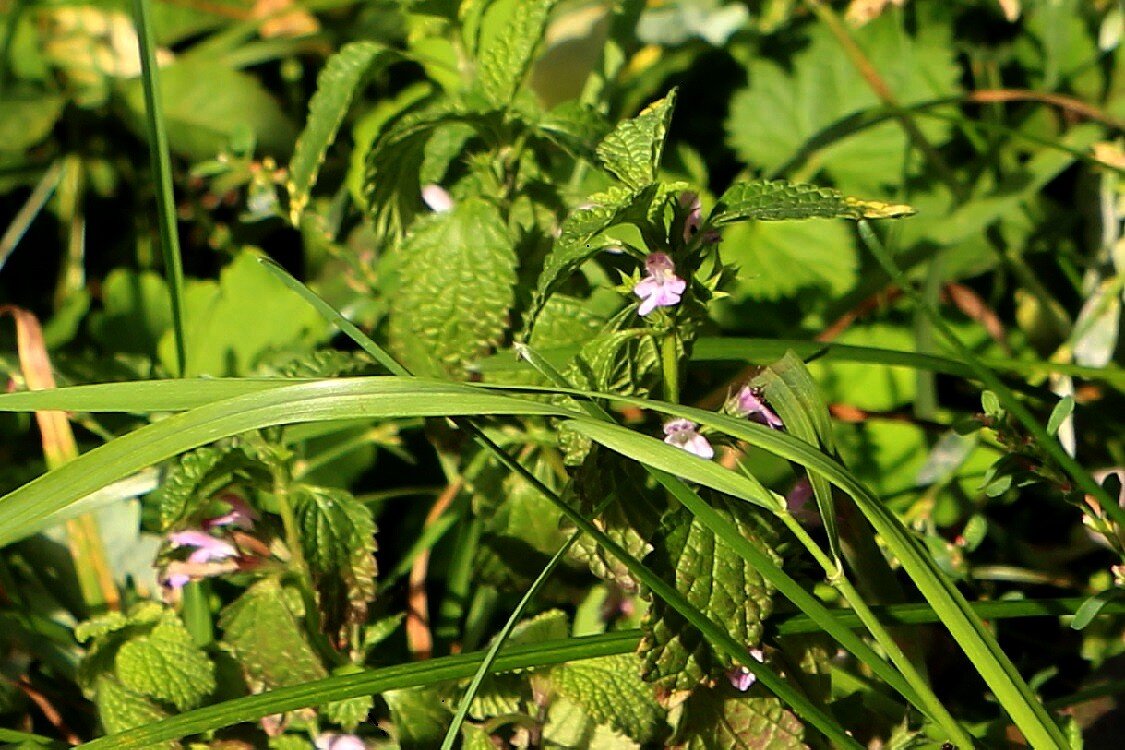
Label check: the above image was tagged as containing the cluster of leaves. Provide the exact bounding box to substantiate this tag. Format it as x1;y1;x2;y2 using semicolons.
1;0;1124;749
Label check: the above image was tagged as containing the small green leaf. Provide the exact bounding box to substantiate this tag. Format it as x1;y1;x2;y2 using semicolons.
1047;396;1075;437
640;494;778;706
551;652;664;743
115;614;216;711
1070;590;1121;631
325;694;374;731
288;42;395;224
292;484;378;638
388;197;517;377
596;90;677;189
219;580;328;690
477;0;559;107
92;675;177;746
981;390;1002;417
0;96;65;153
461;724;498;750
677;685;806;749
709;179;914;226
385;687;451;749
528;185;654;328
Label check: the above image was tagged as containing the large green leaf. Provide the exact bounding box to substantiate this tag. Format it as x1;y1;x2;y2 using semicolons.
725;11;958;191
477;0;559;107
388;197;517;376
288;42;395;224
677;686;805;750
219;580;328;690
115;615;216;712
640;494;778;706
596;90;677;189
708;178;914;225
551;652;664;743
122;60;295;160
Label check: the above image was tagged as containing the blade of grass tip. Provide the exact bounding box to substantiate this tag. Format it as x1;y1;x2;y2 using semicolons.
857;221;1116;518
0;160;62;273
259;275;859;746
440;493;592;750
258;257;408;376
131;0;188;378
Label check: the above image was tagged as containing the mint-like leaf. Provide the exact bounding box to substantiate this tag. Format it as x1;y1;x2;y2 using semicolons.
677;685;806;749
92;675;176;746
388;197;517;377
477;0;559;107
596;90;677;189
709;179;914;226
552;652;665;743
385;687;451;749
115;614;216;711
640;495;778;706
219;580;328;690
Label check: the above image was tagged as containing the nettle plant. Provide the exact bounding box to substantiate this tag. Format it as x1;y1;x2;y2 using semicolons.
0;2;1094;750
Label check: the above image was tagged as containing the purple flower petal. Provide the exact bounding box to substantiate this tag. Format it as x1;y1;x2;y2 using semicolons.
168;530;237;562
204;495;259;530
679;191;702;243
634;252;687;316
663;419;714;459
727;648;765;692
421;184;453;212
734;386;783;429
316;734;366;750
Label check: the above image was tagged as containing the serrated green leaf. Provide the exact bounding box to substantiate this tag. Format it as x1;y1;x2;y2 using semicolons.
709;179;913;226
154;443;271;530
725;11;958;192
75;612;131;644
552;652;664;743
93;675;178;746
219;580;327;691
115;614;216;711
292;484;378;638
528;185;654;329
364;108;493;241
678;686;806;750
324;694;373;731
460;724;497;750
388;197;517;377
385;687;451;749
288;42;395;224
596;90;677;189
534;101;612;160
640;495;777;706
543;695;641;749
477;0;559;107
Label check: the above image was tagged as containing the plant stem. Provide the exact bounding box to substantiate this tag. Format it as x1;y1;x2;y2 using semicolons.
662;329;680;404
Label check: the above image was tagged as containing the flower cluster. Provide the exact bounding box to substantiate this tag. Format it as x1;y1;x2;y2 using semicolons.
159;495;258;594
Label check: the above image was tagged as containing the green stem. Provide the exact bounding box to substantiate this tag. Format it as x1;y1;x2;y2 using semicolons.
662;329;680;404
181;581;213;648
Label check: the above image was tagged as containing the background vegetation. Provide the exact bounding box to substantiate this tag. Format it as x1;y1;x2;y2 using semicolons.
0;0;1123;747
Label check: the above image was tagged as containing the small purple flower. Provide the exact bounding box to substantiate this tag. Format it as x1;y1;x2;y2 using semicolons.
727;648;765;692
203;495;259;530
169;530;238;564
316;734;366;750
634;252;687;316
786;477;821;526
680;191;702;243
663;419;714;459
733;386;783;429
421;184;453;212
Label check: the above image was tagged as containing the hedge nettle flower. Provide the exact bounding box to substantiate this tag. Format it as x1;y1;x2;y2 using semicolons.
634;252;687;315
732;386;783;429
316;734;366;750
727;648;765;692
663;419;714;459
680;191;702;243
203;494;259;530
160;530;240;592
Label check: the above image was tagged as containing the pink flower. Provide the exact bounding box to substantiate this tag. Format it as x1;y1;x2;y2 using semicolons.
727;648;765;691
203;495;259;530
663;419;714;459
732;386;783;429
316;734;365;750
634;252;687;316
786;477;821;526
421;184;453;212
169;530;238;564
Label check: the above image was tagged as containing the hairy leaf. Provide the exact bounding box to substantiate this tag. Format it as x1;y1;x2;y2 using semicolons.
291;484;378;639
529;185;654;327
93;675;177;746
384;687;450;749
477;0;559;107
709;179;914;226
677;685;806;750
115;615;216;711
288;42;395;224
596;90;677;189
552;652;664;743
641;495;778;707
388;197;517;377
219;580;327;691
